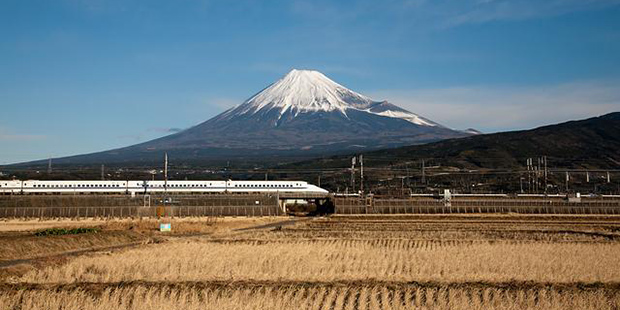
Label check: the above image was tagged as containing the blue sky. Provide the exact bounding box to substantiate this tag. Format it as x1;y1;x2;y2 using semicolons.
1;0;619;164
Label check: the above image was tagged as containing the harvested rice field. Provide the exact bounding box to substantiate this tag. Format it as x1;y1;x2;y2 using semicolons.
2;214;620;309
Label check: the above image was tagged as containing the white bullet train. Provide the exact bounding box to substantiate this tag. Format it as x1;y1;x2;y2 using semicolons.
0;180;329;195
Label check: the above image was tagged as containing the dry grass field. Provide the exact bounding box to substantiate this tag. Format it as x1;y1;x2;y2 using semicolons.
1;214;620;309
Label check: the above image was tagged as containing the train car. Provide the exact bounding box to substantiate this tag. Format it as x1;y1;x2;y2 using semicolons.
22;180;128;194
227;180;311;193
0;180;22;194
140;180;227;194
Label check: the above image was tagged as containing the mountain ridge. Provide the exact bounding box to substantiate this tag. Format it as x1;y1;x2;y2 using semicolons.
287;112;620;170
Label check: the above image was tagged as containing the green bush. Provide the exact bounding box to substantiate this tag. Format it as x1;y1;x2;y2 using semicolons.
34;227;99;236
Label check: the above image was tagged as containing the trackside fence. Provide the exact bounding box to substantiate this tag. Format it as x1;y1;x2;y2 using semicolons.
0;194;282;218
334;197;620;215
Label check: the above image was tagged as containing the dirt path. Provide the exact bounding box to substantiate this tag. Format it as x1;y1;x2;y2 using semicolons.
0;241;147;269
233;217;311;231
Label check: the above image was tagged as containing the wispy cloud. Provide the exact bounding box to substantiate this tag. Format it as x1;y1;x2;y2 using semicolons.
117;127;184;142
0;130;46;141
149;127;184;134
441;0;620;27
207;97;242;110
289;0;620;29
368;80;620;132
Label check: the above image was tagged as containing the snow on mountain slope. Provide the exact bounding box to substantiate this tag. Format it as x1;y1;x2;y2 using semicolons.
222;69;439;127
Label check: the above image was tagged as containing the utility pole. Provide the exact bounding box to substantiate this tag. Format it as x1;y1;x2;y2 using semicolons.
607;171;611;183
544;156;548;193
47;158;52;174
359;155;364;195
318;174;321;187
101;164;105;181
526;158;531;193
351;156;356;193
565;171;569;193
265;172;268;181
537;157;541;193
164;152;168;194
586;170;590;183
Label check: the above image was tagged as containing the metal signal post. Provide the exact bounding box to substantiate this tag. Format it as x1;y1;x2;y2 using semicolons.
164;152;168;194
360;155;364;194
351;156;356;193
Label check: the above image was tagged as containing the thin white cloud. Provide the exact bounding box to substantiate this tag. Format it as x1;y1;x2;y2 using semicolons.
0;130;46;141
442;0;620;27
289;0;620;29
368;80;620;132
208;97;242;110
149;127;184;134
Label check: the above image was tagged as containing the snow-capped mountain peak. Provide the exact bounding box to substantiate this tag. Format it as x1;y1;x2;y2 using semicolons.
222;69;439;127
234;69;374;116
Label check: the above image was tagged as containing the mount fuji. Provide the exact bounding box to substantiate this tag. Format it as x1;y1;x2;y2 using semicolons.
27;69;471;165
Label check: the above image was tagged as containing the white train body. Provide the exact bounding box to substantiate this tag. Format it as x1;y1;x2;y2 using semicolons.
21;180;129;194
0;180;328;195
0;180;23;194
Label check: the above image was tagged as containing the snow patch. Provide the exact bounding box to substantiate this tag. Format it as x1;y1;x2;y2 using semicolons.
225;69;438;127
370;110;436;126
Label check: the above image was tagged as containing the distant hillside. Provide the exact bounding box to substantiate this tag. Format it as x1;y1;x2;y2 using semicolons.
289;112;620;170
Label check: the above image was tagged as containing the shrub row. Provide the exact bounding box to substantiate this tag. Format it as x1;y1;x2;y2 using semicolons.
34;227;99;236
